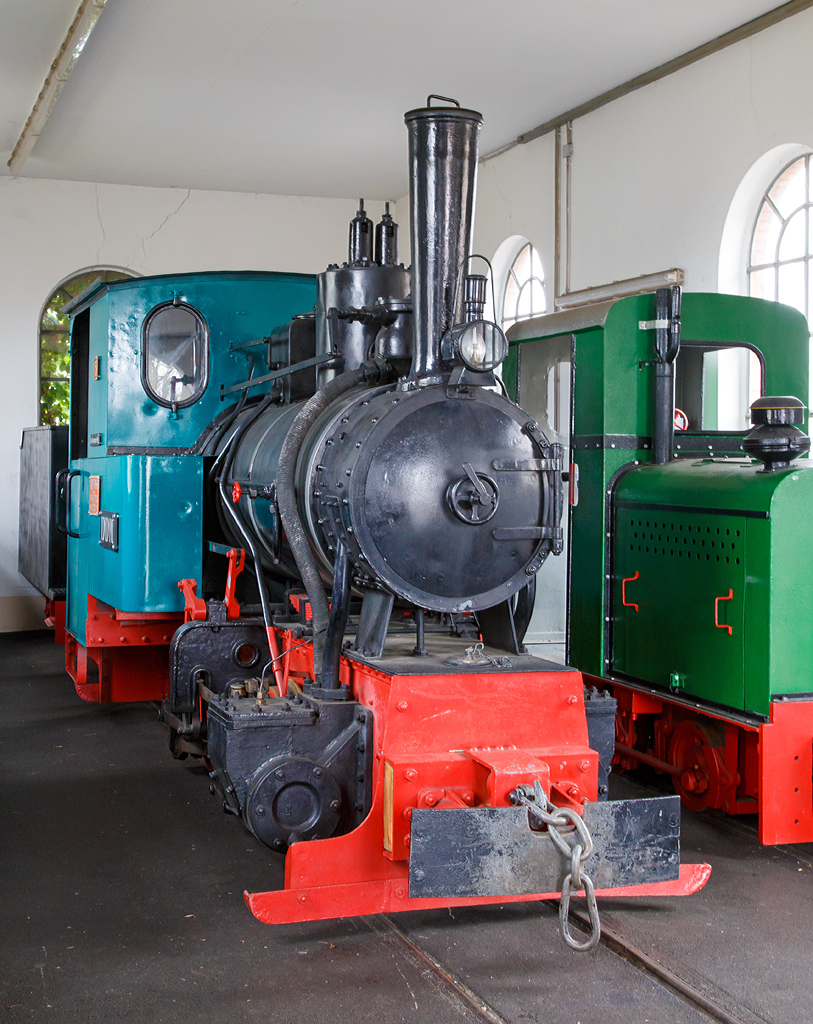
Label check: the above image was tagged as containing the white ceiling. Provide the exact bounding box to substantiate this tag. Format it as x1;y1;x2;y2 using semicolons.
0;0;792;200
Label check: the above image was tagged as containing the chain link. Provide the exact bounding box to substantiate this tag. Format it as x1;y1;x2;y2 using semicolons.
512;779;601;952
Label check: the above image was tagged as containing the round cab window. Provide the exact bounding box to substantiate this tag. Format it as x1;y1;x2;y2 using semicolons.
142;302;208;408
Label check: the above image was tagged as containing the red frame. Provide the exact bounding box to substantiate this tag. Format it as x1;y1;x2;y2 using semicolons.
605;678;813;845
44;597;66;644
244;655;709;924
64;595;181;703
55;592;710;920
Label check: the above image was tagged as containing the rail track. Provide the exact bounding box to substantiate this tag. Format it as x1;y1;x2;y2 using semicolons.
367;875;778;1024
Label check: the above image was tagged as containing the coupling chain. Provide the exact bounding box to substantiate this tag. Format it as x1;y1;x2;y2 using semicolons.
512;779;601;951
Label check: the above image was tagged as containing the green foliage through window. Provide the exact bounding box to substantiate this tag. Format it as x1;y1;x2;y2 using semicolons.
39;269;134;426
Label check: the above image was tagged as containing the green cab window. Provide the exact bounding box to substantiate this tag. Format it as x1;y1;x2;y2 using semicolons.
142;302;208;409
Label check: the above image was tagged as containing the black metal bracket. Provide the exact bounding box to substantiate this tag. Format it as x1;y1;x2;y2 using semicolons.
476;600;522;655
348;590;395;658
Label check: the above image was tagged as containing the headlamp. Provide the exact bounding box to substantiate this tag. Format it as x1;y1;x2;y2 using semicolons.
442;320;508;372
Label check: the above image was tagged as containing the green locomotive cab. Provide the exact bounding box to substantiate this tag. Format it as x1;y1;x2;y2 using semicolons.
510;291;813;844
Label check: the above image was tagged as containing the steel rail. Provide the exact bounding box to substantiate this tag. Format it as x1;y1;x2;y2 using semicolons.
368;915;510;1024
553;903;772;1024
373;899;771;1024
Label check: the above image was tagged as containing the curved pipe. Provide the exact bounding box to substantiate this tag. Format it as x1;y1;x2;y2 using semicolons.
319;540;353;690
276;363;388;671
216;389;286;689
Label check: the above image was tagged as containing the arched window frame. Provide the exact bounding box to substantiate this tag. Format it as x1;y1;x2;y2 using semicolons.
501;241;546;331
747;153;813;320
39;266;135;425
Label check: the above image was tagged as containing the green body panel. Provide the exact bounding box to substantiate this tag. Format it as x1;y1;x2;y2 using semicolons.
614;505;747;709
67;456;203;644
612;460;813;715
510;292;811;711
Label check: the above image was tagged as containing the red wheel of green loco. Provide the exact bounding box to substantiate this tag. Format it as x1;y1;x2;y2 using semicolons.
668;720;727;812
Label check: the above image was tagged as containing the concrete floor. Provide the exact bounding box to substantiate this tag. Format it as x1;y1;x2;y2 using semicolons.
2;631;812;1023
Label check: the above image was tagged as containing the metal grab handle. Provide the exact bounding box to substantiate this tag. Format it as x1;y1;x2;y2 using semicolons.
426;94;460;108
55;469;81;538
621;571;640;612
715;589;734;635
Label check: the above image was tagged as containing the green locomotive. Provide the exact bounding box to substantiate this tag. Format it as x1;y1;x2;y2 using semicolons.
509;290;813;845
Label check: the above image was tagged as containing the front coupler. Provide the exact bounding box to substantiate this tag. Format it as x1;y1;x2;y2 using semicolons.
241;652;710;940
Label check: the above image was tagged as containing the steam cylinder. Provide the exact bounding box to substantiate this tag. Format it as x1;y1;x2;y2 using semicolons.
222;382;554;612
315;264;410;383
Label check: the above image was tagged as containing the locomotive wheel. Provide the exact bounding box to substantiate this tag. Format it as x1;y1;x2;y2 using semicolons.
668;719;726;812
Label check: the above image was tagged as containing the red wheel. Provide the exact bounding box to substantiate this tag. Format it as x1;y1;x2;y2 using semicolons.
668;719;726;812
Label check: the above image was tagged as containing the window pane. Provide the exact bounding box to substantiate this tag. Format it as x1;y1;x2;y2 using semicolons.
751;202;782;267
769;157;806;219
677;346;761;432
529;277;539;316
516;280;534;320
41;295;71;332
749;267;776;301
145;305;206;406
716;348;755;431
40;330;69;353
778;260;806;317
513;244;531;280
41;346;71;379
40;379;70;426
503;272;519;322
530;246;545;282
779;210;806;261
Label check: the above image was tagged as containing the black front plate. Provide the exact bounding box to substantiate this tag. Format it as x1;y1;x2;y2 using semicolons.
408;795;681;898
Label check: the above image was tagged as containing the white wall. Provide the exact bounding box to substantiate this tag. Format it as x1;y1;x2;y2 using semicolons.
0;177;391;630
472;6;813;307
7;6;813;631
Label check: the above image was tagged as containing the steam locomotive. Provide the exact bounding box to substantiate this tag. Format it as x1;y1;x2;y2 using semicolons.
19;98;708;949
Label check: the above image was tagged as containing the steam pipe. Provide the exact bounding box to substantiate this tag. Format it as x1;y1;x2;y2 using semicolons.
653;286;681;464
405;97;482;380
318;540;353;690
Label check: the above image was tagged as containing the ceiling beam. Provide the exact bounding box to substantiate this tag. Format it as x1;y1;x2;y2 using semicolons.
480;0;813;163
7;0;109;175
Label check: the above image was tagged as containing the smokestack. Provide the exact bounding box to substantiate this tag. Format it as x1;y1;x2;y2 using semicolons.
404;97;482;380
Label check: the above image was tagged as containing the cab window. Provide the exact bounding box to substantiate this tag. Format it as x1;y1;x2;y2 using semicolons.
675;342;764;433
142;302;208;408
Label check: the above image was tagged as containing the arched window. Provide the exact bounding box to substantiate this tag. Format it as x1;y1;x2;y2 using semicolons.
748;155;812;319
39;268;134;425
502;242;546;331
